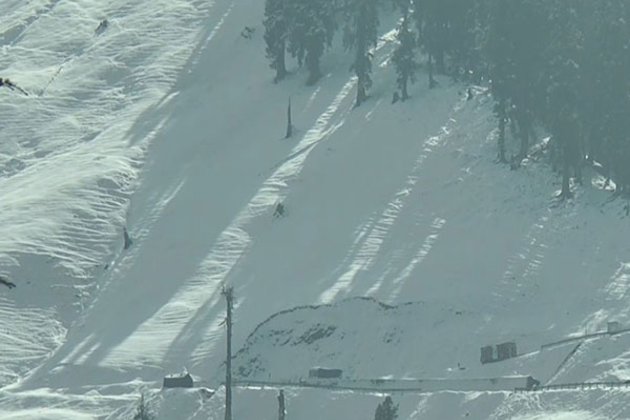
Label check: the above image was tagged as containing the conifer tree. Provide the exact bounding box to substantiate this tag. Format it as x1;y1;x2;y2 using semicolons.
133;394;153;420
485;0;547;162
539;0;585;197
374;396;398;420
264;0;288;82
288;0;337;85
578;0;630;193
343;0;379;106
392;1;417;101
410;0;437;88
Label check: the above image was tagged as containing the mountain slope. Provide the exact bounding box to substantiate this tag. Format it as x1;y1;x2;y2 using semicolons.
1;0;630;418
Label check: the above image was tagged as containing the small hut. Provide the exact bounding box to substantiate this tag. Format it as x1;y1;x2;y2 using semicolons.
308;367;342;379
163;373;193;388
480;345;494;364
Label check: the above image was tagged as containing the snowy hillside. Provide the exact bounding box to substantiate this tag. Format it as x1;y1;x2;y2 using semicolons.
231;297;572;384
1;0;630;419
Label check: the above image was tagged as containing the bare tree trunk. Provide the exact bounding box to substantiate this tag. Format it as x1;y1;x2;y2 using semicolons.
497;100;507;163
285;97;292;138
401;77;409;101
275;40;287;83
517;113;530;160
561;142;572;199
436;48;445;74
428;53;437;89
356;79;367;107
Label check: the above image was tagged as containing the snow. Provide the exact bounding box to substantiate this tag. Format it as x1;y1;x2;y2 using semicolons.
1;0;630;418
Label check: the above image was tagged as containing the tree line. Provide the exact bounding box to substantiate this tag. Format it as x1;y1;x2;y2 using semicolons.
264;0;630;199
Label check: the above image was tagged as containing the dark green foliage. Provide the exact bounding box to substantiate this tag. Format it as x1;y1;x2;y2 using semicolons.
261;1;630;196
374;396;398;420
391;1;417;101
539;1;584;196
264;0;289;82
287;0;337;84
342;0;379;106
576;0;630;194
486;0;548;162
133;394;153;420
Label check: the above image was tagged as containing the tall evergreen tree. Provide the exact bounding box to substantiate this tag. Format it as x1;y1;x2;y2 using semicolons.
288;0;337;85
343;0;379;106
133;394;153;420
264;0;288;82
392;1;418;101
540;1;585;197
374;396;398;420
578;0;630;193
485;0;548;163
445;0;478;80
261;0;630;198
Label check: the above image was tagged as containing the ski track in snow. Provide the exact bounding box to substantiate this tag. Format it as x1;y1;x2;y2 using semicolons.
388;217;447;299
97;26;402;371
99;73;358;370
319;92;469;304
318;101;463;303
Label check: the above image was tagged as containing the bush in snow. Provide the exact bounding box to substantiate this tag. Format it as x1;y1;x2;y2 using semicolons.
133;394;153;420
373;395;398;420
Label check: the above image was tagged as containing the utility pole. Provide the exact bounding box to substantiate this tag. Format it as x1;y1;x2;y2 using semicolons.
285;97;293;139
278;389;286;420
222;285;234;420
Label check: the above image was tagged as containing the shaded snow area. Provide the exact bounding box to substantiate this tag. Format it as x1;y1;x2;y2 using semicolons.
2;0;630;418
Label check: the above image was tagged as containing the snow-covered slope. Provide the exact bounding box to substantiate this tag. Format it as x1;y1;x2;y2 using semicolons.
231;297;573;384
1;0;630;418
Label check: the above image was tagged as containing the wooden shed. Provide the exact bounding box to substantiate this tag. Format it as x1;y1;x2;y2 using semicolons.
163;373;193;388
480;345;494;364
308;367;343;379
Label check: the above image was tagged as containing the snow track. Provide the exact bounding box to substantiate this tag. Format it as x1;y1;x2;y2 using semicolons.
101;62;359;371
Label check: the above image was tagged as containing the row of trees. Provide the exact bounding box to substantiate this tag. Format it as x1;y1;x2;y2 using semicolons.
487;0;630;197
264;0;380;106
264;0;630;198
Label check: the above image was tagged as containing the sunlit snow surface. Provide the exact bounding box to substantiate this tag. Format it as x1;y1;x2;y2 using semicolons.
2;0;630;418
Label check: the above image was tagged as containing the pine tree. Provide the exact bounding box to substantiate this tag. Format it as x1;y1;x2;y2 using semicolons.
578;0;630;194
288;0;337;85
374;396;398;420
411;0;439;88
264;0;288;82
444;0;478;80
392;1;417;101
539;1;585;198
485;0;548;163
343;0;379;106
133;394;153;420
